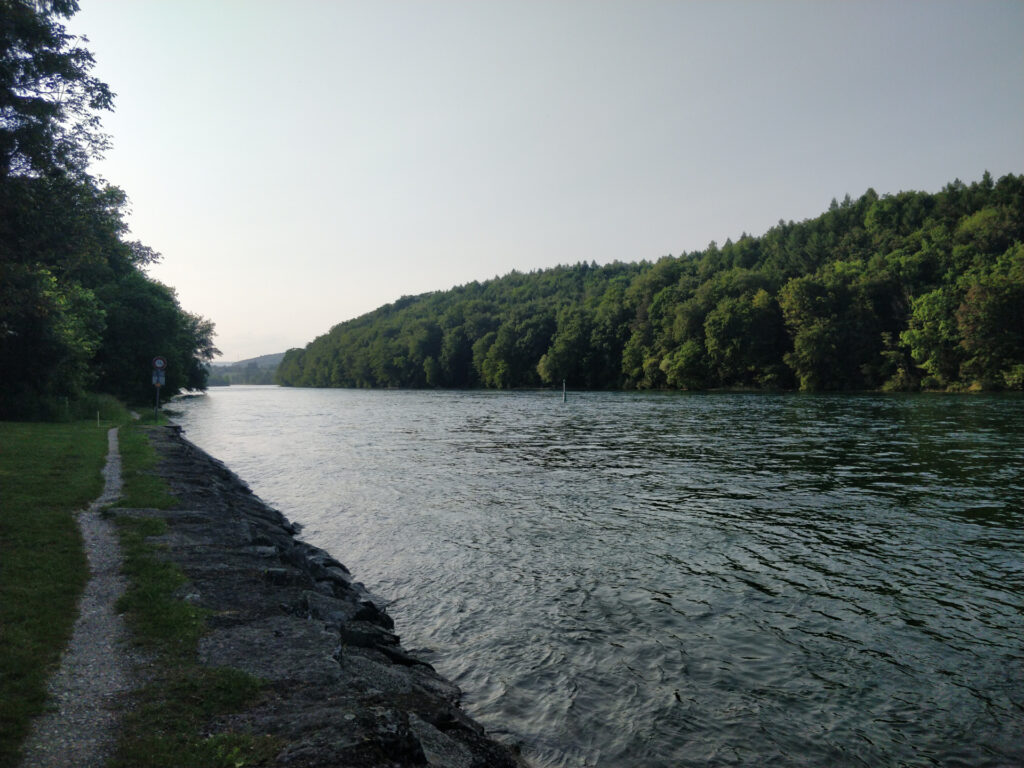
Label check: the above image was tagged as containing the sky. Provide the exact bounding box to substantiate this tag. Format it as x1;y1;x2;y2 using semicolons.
67;0;1024;362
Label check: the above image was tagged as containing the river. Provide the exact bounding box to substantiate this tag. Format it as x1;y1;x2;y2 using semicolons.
169;387;1023;767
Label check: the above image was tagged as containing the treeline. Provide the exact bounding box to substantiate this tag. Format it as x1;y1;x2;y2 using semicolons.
207;364;277;387
279;172;1023;393
0;1;216;418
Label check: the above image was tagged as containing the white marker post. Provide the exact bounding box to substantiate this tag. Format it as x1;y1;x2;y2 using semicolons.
152;356;167;420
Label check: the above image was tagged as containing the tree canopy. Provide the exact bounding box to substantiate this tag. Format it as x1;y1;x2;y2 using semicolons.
0;0;216;418
279;172;1024;393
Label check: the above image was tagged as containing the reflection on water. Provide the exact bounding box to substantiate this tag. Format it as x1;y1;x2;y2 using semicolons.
172;388;1024;767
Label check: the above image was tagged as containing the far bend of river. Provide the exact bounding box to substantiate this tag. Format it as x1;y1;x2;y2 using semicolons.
170;387;1024;767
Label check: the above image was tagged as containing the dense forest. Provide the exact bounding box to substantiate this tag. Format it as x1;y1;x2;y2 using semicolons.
206;353;284;386
0;1;216;418
279;172;1023;393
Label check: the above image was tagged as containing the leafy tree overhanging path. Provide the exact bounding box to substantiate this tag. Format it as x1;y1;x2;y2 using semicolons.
19;428;135;768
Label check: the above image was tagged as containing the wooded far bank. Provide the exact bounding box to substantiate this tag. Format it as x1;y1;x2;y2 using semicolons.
278;172;1024;393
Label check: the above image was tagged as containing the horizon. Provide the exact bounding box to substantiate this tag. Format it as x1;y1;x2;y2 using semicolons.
69;0;1024;361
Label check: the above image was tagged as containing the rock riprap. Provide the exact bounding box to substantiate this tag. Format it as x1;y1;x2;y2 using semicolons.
141;425;525;768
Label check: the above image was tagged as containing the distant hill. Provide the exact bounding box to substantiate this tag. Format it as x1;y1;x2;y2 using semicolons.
278;173;1024;393
208;352;285;386
212;352;286;369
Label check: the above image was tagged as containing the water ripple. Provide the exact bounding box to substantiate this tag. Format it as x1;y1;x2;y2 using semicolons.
173;388;1024;767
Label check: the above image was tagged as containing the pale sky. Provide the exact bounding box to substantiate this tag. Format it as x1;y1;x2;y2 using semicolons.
68;0;1024;362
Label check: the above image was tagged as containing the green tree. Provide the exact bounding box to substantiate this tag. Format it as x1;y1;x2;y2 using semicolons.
778;275;845;390
471;331;497;386
660;339;708;389
438;326;475;386
274;174;1023;394
0;263;104;411
92;272;217;403
901;287;964;388
703;289;789;387
587;279;632;387
956;244;1024;388
0;1;216;414
537;306;593;386
0;0;114;179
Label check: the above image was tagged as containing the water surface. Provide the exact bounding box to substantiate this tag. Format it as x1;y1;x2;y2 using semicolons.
171;387;1024;767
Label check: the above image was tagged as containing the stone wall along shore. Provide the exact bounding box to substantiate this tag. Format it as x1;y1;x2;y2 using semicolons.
137;425;526;768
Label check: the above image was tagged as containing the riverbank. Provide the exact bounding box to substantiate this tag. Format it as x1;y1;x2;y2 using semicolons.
133;424;524;767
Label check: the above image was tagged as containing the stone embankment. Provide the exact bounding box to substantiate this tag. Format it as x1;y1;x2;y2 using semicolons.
145;425;525;768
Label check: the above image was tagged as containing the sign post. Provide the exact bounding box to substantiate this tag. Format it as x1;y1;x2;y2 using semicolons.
152;356;167;420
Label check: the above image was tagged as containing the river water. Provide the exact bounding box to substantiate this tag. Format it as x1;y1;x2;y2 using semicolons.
170;387;1023;767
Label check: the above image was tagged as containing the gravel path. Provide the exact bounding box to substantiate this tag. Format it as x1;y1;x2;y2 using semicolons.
19;427;135;768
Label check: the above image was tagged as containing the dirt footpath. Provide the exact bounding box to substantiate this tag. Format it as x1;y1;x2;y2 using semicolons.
19;427;136;768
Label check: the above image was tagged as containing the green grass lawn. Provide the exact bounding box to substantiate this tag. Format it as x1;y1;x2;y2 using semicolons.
0;421;108;768
1;417;277;768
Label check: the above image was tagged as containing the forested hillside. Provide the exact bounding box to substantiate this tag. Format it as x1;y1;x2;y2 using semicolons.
279;173;1023;393
0;1;217;418
207;354;283;386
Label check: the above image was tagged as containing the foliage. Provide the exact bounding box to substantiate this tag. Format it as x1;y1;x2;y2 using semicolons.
279;172;1024;392
206;362;278;387
0;420;105;768
0;1;216;418
0;0;113;179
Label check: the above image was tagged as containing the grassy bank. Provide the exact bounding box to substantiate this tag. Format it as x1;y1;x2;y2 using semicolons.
111;425;279;767
1;414;276;767
0;421;108;768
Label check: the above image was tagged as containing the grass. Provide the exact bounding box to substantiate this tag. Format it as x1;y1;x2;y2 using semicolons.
1;413;279;767
110;667;279;768
111;424;282;767
133;408;173;426
114;516;204;657
0;421;108;768
117;424;178;510
0;392;131;423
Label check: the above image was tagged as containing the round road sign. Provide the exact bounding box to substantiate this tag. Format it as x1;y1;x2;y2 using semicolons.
152;356;167;370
